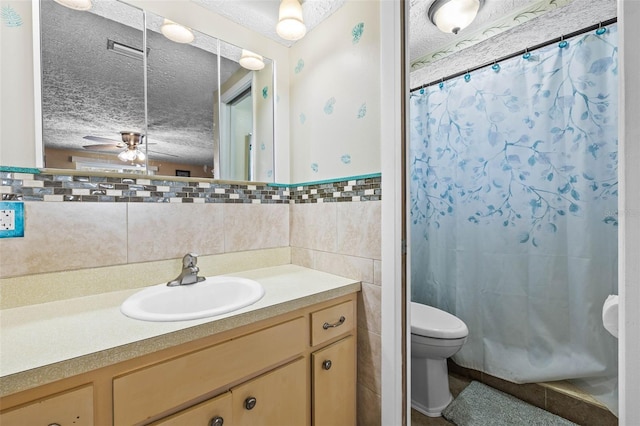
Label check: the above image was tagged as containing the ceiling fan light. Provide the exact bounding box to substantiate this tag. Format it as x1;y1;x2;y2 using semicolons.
428;0;482;35
53;0;92;11
276;0;306;41
118;149;138;162
239;49;265;71
161;19;195;44
135;150;146;162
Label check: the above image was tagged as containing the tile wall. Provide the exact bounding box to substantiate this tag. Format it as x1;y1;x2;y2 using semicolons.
290;200;382;425
0;170;383;423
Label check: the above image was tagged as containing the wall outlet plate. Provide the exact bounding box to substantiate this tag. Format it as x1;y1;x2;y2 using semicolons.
0;201;25;238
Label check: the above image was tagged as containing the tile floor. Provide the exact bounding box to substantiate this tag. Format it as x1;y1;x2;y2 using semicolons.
410;367;619;426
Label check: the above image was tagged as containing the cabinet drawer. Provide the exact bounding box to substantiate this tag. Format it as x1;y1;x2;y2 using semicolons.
0;385;93;426
231;357;308;426
310;300;355;346
150;391;232;426
114;317;306;425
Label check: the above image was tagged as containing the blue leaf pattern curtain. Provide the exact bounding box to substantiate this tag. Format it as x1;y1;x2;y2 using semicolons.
410;26;618;407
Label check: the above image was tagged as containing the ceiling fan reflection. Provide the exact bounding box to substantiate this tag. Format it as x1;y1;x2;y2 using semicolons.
82;131;179;162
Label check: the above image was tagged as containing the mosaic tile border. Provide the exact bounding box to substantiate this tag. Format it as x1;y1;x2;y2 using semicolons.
0;172;381;204
289;176;381;203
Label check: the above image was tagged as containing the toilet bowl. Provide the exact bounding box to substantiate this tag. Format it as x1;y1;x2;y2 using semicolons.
411;302;468;417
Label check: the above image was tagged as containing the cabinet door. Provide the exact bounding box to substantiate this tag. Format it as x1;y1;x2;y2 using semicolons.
150;391;232;426
231;357;308;426
312;336;356;426
0;385;93;426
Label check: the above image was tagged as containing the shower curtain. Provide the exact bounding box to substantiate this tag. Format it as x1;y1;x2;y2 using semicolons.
410;25;618;410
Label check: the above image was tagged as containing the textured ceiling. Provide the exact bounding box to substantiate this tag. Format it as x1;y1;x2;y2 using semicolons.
41;0;541;169
191;0;539;60
408;0;539;63
193;0;347;47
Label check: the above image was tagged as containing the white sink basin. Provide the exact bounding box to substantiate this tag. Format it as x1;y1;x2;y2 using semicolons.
121;276;265;322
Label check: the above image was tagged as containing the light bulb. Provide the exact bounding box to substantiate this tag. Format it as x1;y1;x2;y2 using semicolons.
118;149;137;162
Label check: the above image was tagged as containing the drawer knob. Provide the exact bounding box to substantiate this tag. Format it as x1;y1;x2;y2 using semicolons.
244;396;257;410
323;316;346;330
209;416;224;426
322;360;332;370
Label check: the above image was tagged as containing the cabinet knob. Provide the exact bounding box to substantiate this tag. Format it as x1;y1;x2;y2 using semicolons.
244;396;257;410
322;359;332;370
209;416;224;426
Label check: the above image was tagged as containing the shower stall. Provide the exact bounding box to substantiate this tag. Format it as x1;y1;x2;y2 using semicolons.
409;24;619;412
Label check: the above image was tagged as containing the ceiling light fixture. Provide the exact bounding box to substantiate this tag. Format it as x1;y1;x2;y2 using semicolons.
276;0;306;41
239;50;265;71
53;0;92;10
117;131;146;163
428;0;484;35
160;19;195;44
118;147;146;163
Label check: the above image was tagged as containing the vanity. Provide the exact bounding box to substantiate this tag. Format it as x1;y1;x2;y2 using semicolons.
0;265;360;425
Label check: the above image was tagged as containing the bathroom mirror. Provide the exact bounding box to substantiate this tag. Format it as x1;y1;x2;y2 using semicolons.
39;0;147;172
38;0;275;181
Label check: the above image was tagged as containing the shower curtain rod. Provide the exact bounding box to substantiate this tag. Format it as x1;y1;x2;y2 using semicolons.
410;17;618;93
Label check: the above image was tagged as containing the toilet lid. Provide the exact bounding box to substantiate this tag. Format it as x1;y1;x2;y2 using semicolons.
410;302;468;339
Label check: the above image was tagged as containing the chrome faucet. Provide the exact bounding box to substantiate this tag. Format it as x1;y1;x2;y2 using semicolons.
167;253;206;286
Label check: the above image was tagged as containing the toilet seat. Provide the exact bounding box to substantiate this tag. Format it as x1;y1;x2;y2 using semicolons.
411;302;468;339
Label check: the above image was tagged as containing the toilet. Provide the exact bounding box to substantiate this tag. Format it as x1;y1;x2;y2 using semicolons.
411;302;468;417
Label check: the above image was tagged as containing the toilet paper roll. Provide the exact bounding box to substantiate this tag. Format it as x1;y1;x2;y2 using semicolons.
602;294;619;338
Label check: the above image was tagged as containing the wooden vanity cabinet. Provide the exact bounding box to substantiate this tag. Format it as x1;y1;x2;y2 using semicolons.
113;317;306;425
151;357;308;426
0;293;357;426
231;357;308;426
0;384;94;426
150;391;232;426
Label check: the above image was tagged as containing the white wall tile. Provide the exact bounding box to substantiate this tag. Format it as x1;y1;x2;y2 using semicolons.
0;202;127;277
127;203;225;263
290;203;338;252
337;201;381;260
223;204;289;252
314;250;374;284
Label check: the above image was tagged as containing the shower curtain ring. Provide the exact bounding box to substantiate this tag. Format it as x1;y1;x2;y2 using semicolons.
464;70;471;82
492;60;500;72
596;22;607;35
523;48;531;60
559;35;568;49
438;77;445;90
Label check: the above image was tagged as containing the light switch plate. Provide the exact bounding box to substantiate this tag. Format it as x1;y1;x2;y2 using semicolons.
0;201;24;238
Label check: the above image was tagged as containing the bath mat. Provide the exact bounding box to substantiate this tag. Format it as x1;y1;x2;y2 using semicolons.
442;381;577;426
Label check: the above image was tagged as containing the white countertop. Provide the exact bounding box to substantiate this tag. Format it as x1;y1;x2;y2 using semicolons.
0;264;360;396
